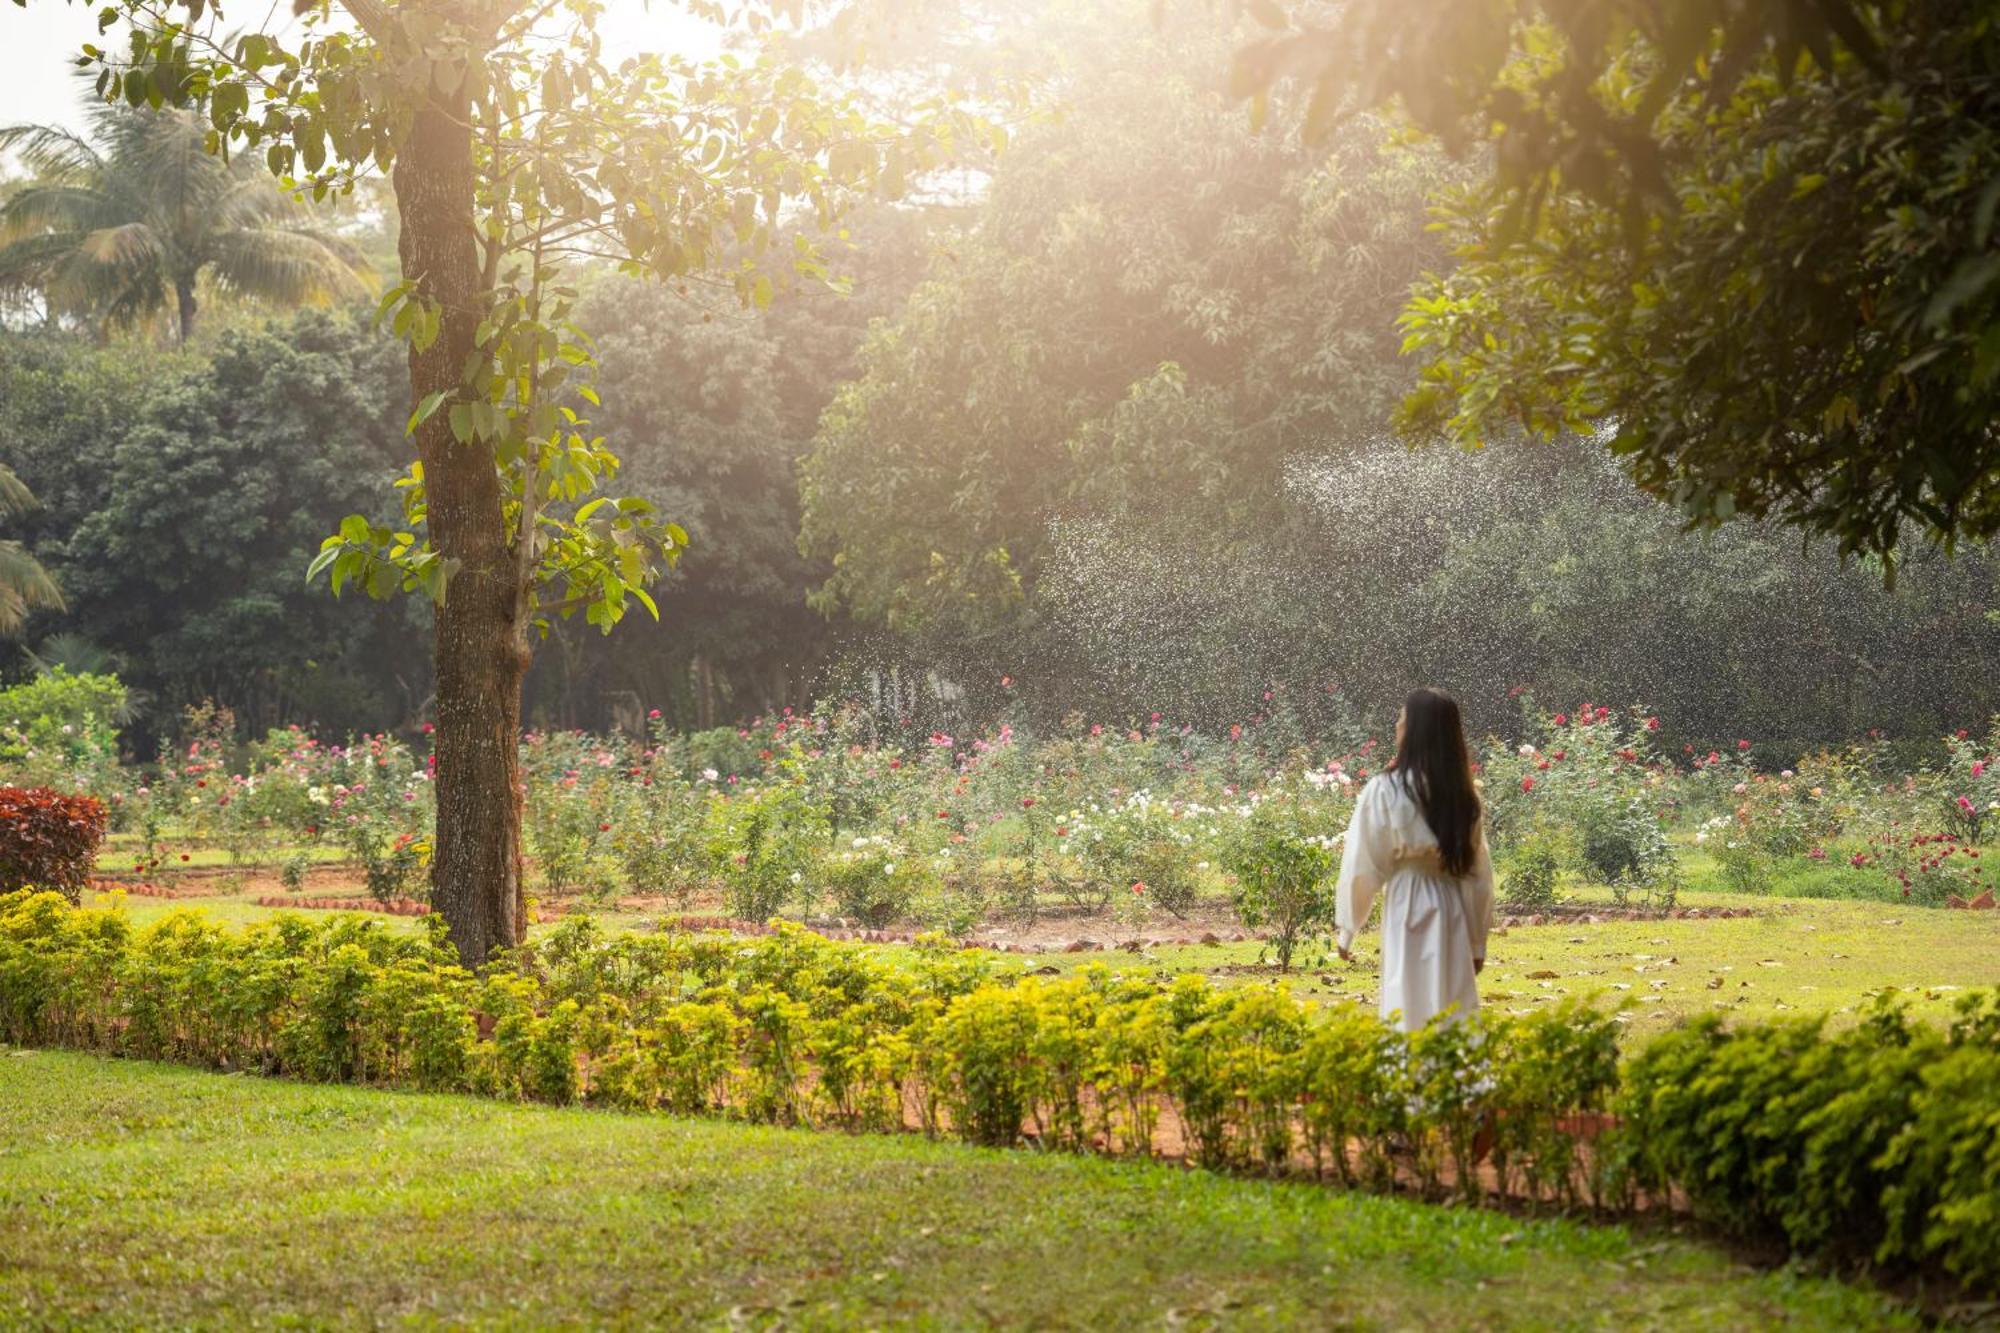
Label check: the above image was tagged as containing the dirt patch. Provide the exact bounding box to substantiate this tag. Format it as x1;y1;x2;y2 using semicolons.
254;895;429;917
1495;905;1758;928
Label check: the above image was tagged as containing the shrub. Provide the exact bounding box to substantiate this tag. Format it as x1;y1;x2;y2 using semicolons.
526;779;618;900
702;784;827;921
0;671;127;802
1063;794;1203;917
0;786;108;902
821;835;928;927
608;778;706;901
1502;824;1564;909
936;984;1041;1147
1220;795;1340;971
1616;997;2000;1281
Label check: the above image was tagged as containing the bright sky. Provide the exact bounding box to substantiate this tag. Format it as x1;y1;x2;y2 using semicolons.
0;2;725;134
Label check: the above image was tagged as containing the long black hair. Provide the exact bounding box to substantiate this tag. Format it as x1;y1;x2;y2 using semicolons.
1389;686;1482;877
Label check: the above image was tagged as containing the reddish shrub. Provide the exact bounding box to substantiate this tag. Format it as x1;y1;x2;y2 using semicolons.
0;786;109;903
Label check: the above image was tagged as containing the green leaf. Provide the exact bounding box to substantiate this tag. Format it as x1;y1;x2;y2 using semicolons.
406;390;449;437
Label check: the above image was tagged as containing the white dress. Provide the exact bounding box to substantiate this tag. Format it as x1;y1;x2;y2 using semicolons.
1334;772;1496;1031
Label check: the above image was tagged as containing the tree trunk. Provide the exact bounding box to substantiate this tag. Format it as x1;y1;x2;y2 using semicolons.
175;278;197;346
395;82;526;967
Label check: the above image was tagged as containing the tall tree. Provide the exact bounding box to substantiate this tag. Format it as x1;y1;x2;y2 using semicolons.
0;98;371;343
799;5;1454;654
60;0;984;963
1230;0;1999;562
0;464;63;636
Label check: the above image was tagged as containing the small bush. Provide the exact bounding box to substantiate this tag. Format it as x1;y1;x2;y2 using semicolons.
702;784;827;921
1220;795;1339;971
1502;825;1564;909
0;786;108;903
821;835;928;927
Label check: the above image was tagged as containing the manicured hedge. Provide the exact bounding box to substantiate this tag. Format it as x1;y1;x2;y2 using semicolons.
1617;999;2000;1291
0;890;1992;1296
0;787;107;902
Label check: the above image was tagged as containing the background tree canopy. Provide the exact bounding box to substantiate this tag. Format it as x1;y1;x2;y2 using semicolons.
0;0;1996;761
1234;0;2000;563
1;312;425;744
798;12;1458;649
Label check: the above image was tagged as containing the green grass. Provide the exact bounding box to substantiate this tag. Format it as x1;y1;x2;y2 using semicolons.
95;834;351;874
0;1051;1914;1330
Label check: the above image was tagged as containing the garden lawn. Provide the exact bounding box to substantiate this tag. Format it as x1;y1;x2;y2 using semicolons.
1139;894;2000;1038
0;1051;1912;1330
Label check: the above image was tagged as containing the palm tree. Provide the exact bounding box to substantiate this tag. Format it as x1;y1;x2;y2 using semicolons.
0;464;62;636
0;96;370;344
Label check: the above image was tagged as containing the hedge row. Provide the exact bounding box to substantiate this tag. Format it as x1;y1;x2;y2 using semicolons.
0;890;1993;1293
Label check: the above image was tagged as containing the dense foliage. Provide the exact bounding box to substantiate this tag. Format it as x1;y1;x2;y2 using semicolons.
1622;997;2000;1290
0;314;425;742
2;890;1993;1291
0;787;106;901
1236;0;2000;561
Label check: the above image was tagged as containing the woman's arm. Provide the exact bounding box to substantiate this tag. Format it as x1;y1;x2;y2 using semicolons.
1464;820;1497;968
1335;781;1388;959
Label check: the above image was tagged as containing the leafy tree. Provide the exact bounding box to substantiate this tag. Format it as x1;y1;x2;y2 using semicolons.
799;5;1455;653
0;97;371;343
535;217;932;732
0;464;62;636
61;0;987;963
1232;0;2000;562
1;312;430;740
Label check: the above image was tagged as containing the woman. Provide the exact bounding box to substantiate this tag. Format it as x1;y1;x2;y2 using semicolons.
1335;687;1496;1030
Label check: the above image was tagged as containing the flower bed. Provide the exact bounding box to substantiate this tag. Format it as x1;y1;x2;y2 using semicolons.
24;700;1999;942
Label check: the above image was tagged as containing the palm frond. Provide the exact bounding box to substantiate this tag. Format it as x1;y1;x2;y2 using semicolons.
79;221;163;270
47;243;168;329
0;123;103;180
0;540;62;635
0;464;35;518
0;185;130;243
0;231;92;291
25;632;122;682
208;226;373;304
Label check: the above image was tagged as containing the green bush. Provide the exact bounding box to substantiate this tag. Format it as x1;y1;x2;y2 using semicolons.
1220;795;1340;971
0;670;127;801
1617;997;2000;1284
821;835;929;927
1501;825;1564;910
702;784;828;921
